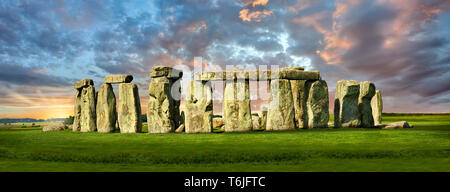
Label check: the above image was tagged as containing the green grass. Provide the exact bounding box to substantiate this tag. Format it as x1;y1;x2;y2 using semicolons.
0;114;448;172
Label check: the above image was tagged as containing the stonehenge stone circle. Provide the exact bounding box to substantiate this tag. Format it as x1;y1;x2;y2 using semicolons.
304;80;329;128
185;81;213;133
80;85;97;132
104;75;133;84
223;80;253;132
148;66;182;133
358;81;376;128
371;90;383;125
290;80;307;128
96;84;117;133
334;80;360;128
266;79;295;131
118;83;142;133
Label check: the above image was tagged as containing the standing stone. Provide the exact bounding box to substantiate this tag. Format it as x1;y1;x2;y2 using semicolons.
334;80;360;128
185;81;213;133
261;109;268;130
223;80;252;132
96;84;117;133
252;113;261;130
371;90;383;125
358;81;376;128
118;83;142;133
266;79;295;131
290;80;307;129
73;88;82;131
80;85;96;132
147;66;182;133
304;80;329;128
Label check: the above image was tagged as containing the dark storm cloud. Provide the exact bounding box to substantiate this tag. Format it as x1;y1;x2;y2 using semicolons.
0;62;72;87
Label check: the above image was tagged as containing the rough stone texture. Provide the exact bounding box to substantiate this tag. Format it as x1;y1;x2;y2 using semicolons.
261;110;268;130
358;81;376;128
96;84;117;133
381;121;413;129
304;80;329;128
282;66;305;71
147;77;180;133
73;88;82;131
150;65;183;79
80;85;97;132
371;90;383;125
223;80;253;132
290;80;307;129
74;79;93;89
334;80;360;128
104;75;133;84
194;70;320;81
118;83;142;133
213;117;224;128
252;113;261;130
175;124;185;133
43;123;67;132
185;81;213;133
266;79;295;131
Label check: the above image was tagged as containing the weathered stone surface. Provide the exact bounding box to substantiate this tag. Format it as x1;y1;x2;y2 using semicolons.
150;65;183;79
371;90;383;125
213;117;224;128
282;66;305;71
290;80;307;128
185;81;213;133
96;84;117;133
266;79;295;131
175;124;185;133
223;80;253;132
43;123;67;132
194;70;320;81
252;113;261;130
261;109;268;130
334;80;360;128
80;85;97;132
358;81;376;128
118;83;142;133
381;121;413;129
304;80;329;128
147;77;180;133
73;88;82;131
104;75;133;84
74;79;93;89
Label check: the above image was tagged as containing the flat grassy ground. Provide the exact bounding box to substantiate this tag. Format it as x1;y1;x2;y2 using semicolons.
0;114;448;172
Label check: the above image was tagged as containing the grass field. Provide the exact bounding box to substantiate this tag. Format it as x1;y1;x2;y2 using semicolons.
0;114;449;172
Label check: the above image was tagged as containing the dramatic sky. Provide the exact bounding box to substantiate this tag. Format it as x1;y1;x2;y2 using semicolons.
0;0;449;119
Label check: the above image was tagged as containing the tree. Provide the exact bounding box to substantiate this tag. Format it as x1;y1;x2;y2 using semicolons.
63;116;74;125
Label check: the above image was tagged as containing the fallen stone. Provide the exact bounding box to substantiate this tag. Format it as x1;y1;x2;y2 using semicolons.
381;121;413;129
74;79;94;89
147;77;179;133
73;88;82;131
223;80;253;132
358;81;376;128
304;80;329;128
334;80;360;128
42;123;67;132
118;83;142;133
290;80;307;128
371;90;383;125
150;65;183;79
175;124;185;133
185;81;213;133
104;75;133;84
266;79;295;131
96;84;117;133
80;85;97;132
